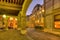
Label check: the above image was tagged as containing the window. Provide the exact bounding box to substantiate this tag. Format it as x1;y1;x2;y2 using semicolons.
54;14;60;28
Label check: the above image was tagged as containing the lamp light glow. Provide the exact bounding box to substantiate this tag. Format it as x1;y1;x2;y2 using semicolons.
3;15;6;18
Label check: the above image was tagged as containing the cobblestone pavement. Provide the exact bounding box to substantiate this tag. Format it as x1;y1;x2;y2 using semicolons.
0;29;31;40
0;29;60;40
27;28;60;40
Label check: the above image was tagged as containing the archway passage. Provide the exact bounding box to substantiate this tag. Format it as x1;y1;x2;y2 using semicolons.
0;0;32;29
54;14;60;28
0;0;25;29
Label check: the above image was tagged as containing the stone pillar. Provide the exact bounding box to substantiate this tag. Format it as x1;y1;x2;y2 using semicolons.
13;0;14;3
10;0;11;3
4;0;6;2
15;0;17;4
18;11;26;29
18;0;19;4
7;0;9;3
1;0;3;2
18;0;32;29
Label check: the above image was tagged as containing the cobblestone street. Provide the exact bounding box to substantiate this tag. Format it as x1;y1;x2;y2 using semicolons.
27;29;60;40
0;29;60;40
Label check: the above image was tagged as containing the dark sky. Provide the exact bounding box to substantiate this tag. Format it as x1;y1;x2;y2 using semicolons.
26;0;44;15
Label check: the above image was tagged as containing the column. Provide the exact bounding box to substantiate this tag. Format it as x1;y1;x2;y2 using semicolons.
15;0;17;4
3;0;4;2
4;0;6;2
8;0;10;3
10;0;11;3
19;0;20;5
20;0;22;4
18;11;26;29
16;0;18;4
13;0;14;4
1;0;3;2
5;0;7;2
14;0;16;4
10;0;13;3
18;0;19;4
7;0;9;3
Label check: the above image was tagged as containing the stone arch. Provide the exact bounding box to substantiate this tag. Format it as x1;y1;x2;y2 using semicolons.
18;0;32;29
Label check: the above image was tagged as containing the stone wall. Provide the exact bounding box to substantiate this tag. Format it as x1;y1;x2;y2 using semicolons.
44;0;60;31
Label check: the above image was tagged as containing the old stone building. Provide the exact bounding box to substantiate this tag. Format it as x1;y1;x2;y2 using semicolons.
44;0;60;31
26;4;44;28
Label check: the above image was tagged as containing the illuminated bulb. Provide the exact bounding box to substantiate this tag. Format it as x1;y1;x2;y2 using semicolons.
55;25;56;27
42;10;44;12
10;17;13;20
3;15;6;18
15;18;17;20
37;20;39;23
39;11;41;13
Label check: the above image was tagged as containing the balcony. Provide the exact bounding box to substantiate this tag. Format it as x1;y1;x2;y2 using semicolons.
0;0;24;16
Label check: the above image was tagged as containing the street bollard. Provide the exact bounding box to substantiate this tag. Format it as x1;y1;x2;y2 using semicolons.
20;29;27;35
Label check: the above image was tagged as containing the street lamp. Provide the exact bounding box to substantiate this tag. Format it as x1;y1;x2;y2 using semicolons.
42;9;44;12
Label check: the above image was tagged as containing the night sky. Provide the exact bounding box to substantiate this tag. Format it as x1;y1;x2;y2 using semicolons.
26;0;44;15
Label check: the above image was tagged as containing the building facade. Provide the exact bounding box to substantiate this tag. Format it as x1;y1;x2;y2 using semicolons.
27;4;44;28
44;0;60;31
